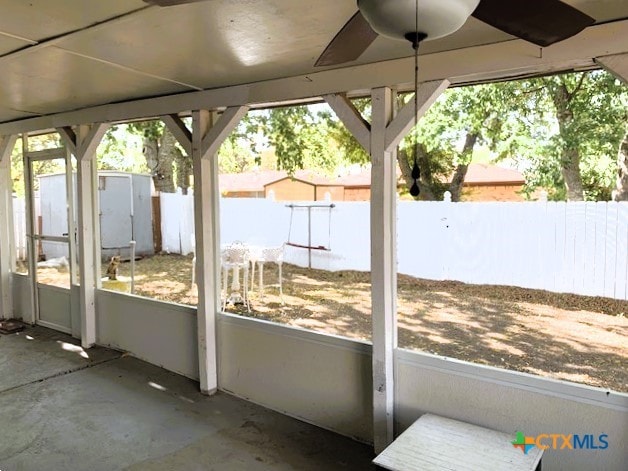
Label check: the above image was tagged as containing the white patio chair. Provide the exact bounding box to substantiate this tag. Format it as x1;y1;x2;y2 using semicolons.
221;241;251;312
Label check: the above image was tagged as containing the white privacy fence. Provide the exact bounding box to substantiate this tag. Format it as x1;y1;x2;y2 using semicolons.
13;196;28;261
159;194;628;300
398;201;628;301
12;191;628;300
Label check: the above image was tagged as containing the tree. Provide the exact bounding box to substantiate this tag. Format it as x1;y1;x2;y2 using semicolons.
11;134;64;197
613;128;628;201
217;113;261;174
397;82;527;201
253;105;344;176
128;121;191;194
519;71;627;201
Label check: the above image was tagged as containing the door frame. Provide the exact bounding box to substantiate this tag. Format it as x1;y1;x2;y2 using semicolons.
23;138;77;333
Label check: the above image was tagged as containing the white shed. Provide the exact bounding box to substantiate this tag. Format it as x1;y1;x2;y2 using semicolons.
38;171;154;260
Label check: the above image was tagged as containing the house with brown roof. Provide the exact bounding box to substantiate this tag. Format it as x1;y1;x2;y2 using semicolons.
219;169;344;201
264;171;344;202
219;164;527;202
460;164;526;202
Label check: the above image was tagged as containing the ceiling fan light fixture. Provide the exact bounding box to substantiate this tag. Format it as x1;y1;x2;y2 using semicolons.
358;0;481;42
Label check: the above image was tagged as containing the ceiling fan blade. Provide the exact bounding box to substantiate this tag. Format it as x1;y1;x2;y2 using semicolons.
143;0;210;6
315;11;379;67
472;0;595;47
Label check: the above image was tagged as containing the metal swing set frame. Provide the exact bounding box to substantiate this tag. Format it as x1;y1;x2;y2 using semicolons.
285;203;335;268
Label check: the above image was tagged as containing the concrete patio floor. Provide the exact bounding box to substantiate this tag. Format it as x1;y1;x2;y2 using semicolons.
0;325;375;470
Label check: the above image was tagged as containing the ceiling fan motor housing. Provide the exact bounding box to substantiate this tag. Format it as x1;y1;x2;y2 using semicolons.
358;0;481;41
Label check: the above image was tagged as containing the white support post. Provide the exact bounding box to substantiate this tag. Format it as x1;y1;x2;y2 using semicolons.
192;106;248;394
324;84;447;452
323;94;372;153
0;135;17;320
58;124;109;347
385;80;450;152
371;87;398;453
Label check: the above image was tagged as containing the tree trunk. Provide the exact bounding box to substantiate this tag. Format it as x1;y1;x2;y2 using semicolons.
561;148;585;201
613;129;628;201
160;129;190;194
449;164;468;202
143;133;175;193
448;132;478;202
550;80;585;201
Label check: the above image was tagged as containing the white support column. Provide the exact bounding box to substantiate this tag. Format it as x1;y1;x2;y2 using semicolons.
596;53;628;84
192;106;248;394
58;124;109;346
0;135;17;320
370;87;398;453
325;84;448;452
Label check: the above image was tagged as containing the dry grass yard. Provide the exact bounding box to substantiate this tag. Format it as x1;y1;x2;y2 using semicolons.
32;253;628;393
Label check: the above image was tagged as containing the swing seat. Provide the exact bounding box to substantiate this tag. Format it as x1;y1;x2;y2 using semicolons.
285;242;330;251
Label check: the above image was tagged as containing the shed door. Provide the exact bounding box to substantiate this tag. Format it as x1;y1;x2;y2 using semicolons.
99;175;133;251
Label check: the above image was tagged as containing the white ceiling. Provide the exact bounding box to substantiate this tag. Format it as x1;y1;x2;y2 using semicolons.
0;0;626;128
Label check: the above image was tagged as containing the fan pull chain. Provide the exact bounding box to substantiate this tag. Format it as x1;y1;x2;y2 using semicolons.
409;0;424;198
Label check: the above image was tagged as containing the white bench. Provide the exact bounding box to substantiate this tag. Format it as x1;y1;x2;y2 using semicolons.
373;414;543;471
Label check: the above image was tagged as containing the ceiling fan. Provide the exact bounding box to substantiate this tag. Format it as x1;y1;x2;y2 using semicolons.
315;0;595;67
143;0;595;67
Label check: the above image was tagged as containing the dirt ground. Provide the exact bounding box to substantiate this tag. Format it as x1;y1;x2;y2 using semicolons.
33;253;628;392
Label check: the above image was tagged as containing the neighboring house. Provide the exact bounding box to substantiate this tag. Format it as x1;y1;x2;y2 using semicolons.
460;164;526;202
219;164;527;202
334;172;373;201
219;169;343;201
219;170;284;198
264;171;344;201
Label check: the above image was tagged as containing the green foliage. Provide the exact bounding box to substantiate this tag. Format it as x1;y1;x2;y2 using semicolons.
128;120;164;141
517;71;627;200
10;134;65;196
218;137;257;173
252;105;345;175
321;98;371;166
98;125;147;173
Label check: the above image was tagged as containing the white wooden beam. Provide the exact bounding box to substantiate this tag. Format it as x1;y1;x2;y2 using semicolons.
193;105;247;393
58;123;109;347
596;53;628;85
162;114;192;156
201;106;249;159
371;87;398;453
58;127;78;155
323;94;371;153
77;124;108;158
2;20;627;136
0;135;17;320
385;80;450;153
